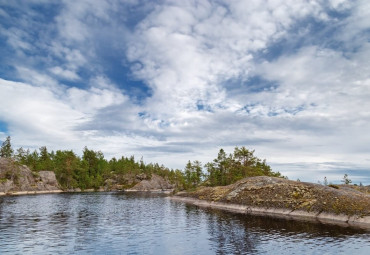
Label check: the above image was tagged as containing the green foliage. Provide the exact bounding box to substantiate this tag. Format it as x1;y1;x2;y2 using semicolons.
34;146;54;171
202;147;282;187
53;150;80;189
15;147;27;162
184;160;203;189
9;135;281;191
82;147;108;189
0;136;14;158
11;142;182;190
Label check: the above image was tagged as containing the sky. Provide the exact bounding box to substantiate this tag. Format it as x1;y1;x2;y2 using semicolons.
0;0;370;184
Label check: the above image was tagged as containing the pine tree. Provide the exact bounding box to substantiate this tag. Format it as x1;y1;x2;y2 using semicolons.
341;174;352;185
15;147;27;163
37;146;53;170
193;160;203;186
0;136;13;158
184;160;193;188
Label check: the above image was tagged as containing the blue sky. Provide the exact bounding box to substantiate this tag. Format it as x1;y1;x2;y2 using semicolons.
1;0;370;184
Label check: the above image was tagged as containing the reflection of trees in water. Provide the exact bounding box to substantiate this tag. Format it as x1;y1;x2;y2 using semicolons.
183;204;259;254
0;197;3;214
0;198;16;236
229;212;369;239
205;209;260;254
184;205;369;254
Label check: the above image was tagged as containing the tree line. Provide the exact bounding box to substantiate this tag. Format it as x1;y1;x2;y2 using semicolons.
184;147;283;188
1;136;283;190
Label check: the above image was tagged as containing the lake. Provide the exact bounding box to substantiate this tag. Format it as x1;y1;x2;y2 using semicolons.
0;192;369;254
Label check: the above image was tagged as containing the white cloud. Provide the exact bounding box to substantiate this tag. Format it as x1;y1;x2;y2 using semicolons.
0;77;135;155
49;66;80;81
3;27;33;53
56;0;113;43
127;0;331;121
48;43;88;72
0;78;84;144
66;77;127;114
246;46;370;180
121;0;370;182
1;0;370;183
15;66;62;93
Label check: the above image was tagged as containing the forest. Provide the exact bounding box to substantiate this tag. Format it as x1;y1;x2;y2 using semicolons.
0;136;283;190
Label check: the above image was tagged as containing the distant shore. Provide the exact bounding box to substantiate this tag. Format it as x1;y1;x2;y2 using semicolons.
0;188;174;196
0;190;64;196
169;196;370;230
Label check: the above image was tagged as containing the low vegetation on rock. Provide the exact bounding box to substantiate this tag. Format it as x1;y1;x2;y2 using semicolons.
178;176;370;217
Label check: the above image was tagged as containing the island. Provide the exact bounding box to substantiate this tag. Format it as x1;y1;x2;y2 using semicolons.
170;176;370;230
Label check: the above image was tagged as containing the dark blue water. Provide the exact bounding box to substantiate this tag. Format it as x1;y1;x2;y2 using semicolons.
0;192;369;254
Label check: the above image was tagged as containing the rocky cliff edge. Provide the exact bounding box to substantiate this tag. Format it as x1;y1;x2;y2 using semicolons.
0;158;62;195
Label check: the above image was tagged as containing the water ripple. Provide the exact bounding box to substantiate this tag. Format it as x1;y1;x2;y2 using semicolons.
0;193;369;254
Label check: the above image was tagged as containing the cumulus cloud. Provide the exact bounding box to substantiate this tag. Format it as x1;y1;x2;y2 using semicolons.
0;0;370;183
123;0;370;182
0;78;83;145
66;76;127;113
0;77;137;154
125;0;348;131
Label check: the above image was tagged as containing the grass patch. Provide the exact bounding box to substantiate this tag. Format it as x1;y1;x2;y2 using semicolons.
328;184;339;189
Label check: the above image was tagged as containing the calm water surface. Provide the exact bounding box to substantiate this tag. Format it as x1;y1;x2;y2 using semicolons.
0;192;369;254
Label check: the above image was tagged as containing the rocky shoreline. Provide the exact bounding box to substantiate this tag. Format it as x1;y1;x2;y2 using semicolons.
169;196;370;230
0;190;64;196
170;176;370;230
0;188;174;196
0;157;174;196
125;189;174;194
0;158;62;195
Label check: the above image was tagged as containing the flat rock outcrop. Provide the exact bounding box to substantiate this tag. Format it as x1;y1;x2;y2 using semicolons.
173;176;370;229
0;158;61;195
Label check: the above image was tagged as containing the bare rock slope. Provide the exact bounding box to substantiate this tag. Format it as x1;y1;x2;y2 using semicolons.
0;158;61;194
